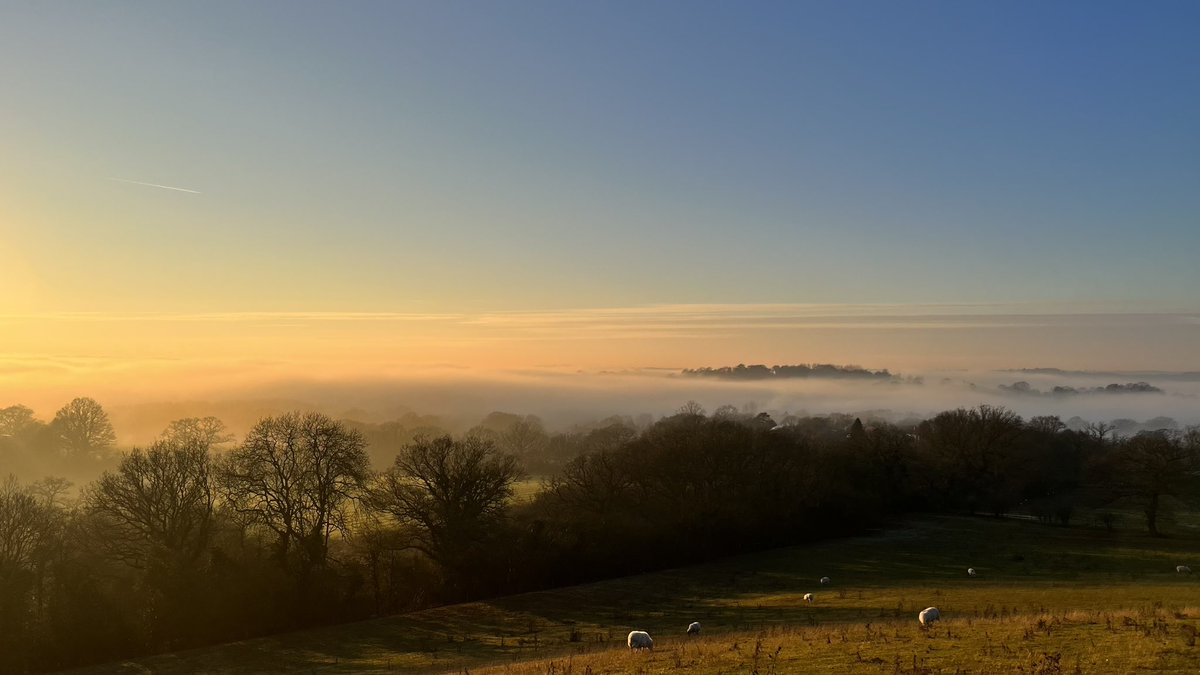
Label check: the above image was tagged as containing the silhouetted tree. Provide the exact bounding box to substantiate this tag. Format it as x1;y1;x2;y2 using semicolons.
0;406;51;476
370;435;521;595
160;417;234;451
51;398;116;458
0;476;59;673
86;439;216;645
499;415;548;462
0;405;39;439
851;422;915;508
547;450;635;531
1029;415;1066;434
1085;421;1116;444
87;440;215;570
1095;431;1199;535
219;412;369;574
712;404;741;420
849;417;866;439
914;405;1024;514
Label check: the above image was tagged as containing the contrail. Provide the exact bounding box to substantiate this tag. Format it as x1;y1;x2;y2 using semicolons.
107;177;201;194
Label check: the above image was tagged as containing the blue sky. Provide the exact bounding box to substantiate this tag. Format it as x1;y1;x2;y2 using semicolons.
1;1;1198;390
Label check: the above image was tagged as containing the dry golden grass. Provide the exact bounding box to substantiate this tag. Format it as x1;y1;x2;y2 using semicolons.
471;607;1200;674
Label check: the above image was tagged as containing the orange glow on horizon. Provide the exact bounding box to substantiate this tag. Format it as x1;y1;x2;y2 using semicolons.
3;307;1198;412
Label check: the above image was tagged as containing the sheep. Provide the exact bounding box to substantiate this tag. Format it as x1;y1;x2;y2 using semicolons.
1178;565;1193;574
803;593;814;604
919;607;940;627
819;576;831;585
968;567;977;577
686;621;701;636
627;630;654;650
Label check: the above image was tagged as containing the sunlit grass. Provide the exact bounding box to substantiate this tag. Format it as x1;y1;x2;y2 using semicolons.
69;515;1200;674
508;478;546;504
473;608;1200;674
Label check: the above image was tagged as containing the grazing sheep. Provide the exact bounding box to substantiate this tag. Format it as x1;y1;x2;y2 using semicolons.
1178;565;1193;574
968;567;977;577
627;630;654;650
919;607;940;627
819;576;831;585
803;593;814;604
686;622;701;636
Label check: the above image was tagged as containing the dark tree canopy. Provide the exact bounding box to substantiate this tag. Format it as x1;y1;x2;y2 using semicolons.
914;405;1025;514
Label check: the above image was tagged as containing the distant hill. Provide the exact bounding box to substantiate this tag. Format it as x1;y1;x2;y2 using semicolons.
682;363;894;380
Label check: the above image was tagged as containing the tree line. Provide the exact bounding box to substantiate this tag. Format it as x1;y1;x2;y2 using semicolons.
682;363;893;380
1;399;1198;672
1;397;119;466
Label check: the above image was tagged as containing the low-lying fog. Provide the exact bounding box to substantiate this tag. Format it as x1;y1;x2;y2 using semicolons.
88;366;1200;445
7;365;1199;485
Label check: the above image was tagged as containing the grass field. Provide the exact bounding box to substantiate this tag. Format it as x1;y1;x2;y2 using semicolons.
71;515;1200;674
508;478;547;504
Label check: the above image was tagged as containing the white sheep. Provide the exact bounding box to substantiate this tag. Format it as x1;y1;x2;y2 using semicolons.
819;576;831;585
967;567;977;577
1178;565;1193;574
627;630;654;650
919;607;940;626
803;593;814;604
686;621;701;635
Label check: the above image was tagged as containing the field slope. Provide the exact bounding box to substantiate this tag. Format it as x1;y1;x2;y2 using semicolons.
71;516;1200;674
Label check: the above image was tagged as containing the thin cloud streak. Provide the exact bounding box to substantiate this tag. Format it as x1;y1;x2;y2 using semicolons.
107;177;202;194
0;307;1194;334
0;311;460;323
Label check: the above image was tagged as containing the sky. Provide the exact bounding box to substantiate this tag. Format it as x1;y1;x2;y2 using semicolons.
2;1;1198;407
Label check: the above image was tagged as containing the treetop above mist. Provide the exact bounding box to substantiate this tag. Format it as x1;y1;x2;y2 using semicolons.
1006;368;1200;382
682;363;894;380
999;381;1165;396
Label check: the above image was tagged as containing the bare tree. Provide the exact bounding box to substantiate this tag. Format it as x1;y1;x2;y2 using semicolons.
0;405;39;439
0;406;49;466
51;397;116;458
370;435;521;575
712;404;742;421
1085;421;1116;444
28;477;72;510
0;476;59;670
161;416;234;451
86;439;215;570
499;415;547;459
1029;415;1066;434
1102;432;1199;535
548;450;634;520
0;476;53;576
218;412;369;571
